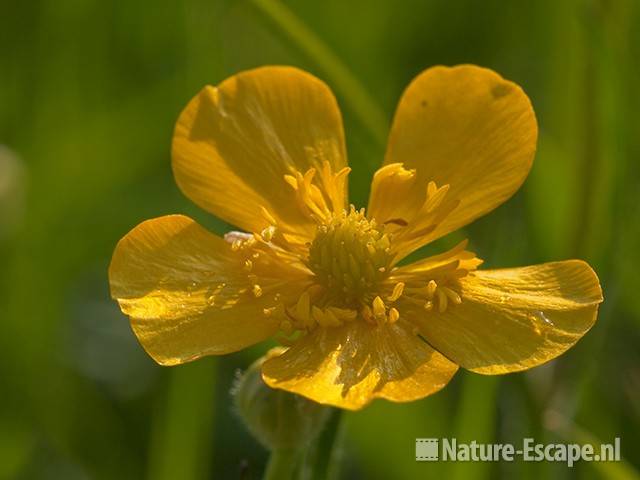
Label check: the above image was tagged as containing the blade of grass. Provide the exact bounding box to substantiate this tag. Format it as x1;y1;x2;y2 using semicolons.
449;373;500;480
545;410;640;480
249;0;388;148
148;360;218;480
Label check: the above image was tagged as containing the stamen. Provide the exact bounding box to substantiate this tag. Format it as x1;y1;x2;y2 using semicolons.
369;164;463;260
401;277;464;314
388;282;405;302
319;161;350;213
259;206;278;226
225;231;256;251
441;286;462;305
435;289;448;313
254;168;478;334
423;182;449;213
327;306;358;322
368;163;417;223
426;280;438;299
393;240;482;279
285;169;327;222
295;292;311;326
260;225;276;242
322;308;342;327
372;296;386;320
312;305;341;327
361;305;374;324
284;164;351;224
364;296;400;325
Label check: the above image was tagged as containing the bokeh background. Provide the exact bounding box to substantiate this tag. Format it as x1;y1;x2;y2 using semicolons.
1;0;639;478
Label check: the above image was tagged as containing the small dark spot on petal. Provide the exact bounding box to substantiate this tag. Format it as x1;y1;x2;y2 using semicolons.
491;82;512;99
421;99;428;108
384;218;409;226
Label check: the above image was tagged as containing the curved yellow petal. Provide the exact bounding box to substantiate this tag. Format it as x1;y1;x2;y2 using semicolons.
370;65;537;258
172;66;348;241
109;215;310;365
261;321;458;410
400;260;603;374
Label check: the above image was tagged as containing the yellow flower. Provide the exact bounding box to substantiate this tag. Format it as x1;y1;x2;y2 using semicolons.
109;65;603;410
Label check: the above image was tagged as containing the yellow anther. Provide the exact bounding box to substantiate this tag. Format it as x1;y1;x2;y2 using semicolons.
252;284;263;298
318;160;350;213
368;163;417;224
372;296;387;320
323;308;342;327
259;206;278;225
388;282;405;302
436;289;448;313
388;307;400;324
311;305;323;325
424;301;433;311
243;259;253;271
303;168;316;186
283;174;297;189
377;234;391;250
426;280;438;299
361;305;375;324
441;286;462;305
284;167;334;222
261;225;276;242
427;180;437;197
327;307;357;322
295;292;311;325
424;183;450;214
263;307;276;317
311;306;341;327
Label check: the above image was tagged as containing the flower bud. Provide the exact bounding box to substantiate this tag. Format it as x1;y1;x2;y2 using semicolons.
232;348;331;451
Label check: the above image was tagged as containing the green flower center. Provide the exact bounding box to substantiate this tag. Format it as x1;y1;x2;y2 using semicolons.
308;208;393;302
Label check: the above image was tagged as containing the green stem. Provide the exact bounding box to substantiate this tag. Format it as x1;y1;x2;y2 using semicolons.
263;448;299;480
250;0;388;147
312;409;343;480
147;361;217;480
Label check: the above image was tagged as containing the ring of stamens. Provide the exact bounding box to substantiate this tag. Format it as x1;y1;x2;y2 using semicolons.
231;164;475;335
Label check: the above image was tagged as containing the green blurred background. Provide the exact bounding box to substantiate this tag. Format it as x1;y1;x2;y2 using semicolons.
1;0;639;478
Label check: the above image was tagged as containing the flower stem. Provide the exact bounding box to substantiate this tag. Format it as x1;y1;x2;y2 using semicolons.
310;409;344;480
263;448;299;480
249;0;388;148
148;360;217;480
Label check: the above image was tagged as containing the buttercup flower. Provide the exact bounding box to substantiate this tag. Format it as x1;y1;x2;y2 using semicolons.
109;65;603;410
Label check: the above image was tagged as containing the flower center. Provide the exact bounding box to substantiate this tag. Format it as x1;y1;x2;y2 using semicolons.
308;207;393;302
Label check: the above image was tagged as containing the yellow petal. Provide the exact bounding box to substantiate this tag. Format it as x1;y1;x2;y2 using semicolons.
172;66;348;241
109;215;309;365
401;260;603;374
261;321;458;410
370;65;537;257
